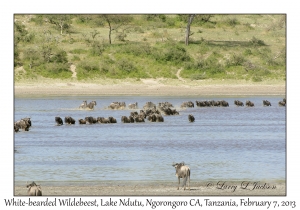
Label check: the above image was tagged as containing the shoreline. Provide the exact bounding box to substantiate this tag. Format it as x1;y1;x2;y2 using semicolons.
14;180;286;196
14;79;286;97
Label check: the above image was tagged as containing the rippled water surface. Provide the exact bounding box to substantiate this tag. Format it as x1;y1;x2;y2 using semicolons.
14;95;286;184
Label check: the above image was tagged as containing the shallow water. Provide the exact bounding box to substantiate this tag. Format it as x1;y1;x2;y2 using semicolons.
14;95;286;184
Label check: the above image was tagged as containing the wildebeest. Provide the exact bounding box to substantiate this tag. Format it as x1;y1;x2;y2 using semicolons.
26;182;42;196
86;101;97;109
22;118;32;127
108;117;117;123
172;162;190;190
128;102;138;109
218;100;229;107
234;100;244;107
135;115;145;123
278;101;286;106
143;101;156;110
121;116;131;123
85;116;97;124
181;101;194;108
55;117;63;125
78;119;87;124
108;102;126;110
14;119;30;131
97;117;110;124
64;116;75;124
188;114;195;122
79;100;87;109
278;98;286;106
263;100;272;106
14;123;20;132
245;100;255;107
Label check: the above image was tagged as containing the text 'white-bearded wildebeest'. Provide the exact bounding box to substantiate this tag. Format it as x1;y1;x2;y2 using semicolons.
172;162;190;190
26;181;42;196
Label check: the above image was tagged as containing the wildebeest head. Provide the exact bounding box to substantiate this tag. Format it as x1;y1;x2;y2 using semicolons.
26;181;42;196
172;162;190;178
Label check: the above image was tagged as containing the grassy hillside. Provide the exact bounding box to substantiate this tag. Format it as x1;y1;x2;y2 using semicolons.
14;14;286;83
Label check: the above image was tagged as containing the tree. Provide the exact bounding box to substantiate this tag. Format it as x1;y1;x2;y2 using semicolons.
185;14;195;46
100;15;133;44
47;15;72;35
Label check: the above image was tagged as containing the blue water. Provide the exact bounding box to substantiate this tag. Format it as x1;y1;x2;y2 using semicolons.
14;95;286;184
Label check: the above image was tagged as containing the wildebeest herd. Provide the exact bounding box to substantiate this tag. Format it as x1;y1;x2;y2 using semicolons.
16;98;285;194
15;98;286;132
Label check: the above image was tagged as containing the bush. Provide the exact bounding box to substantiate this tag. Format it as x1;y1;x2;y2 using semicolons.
90;41;105;56
51;49;68;63
190;73;207;80
79;60;99;72
250;36;266;46
154;44;191;64
116;58;136;73
70;48;87;54
226;53;245;66
224;17;239;27
36;63;71;79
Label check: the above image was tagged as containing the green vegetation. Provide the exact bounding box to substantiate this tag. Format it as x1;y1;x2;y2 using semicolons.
14;14;286;82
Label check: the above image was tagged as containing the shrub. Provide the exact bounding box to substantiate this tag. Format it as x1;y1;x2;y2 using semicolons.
226;53;245;66
70;48;87;54
224;17;239;27
243;49;252;56
250;36;266;46
154;44;191;64
190;73;207;80
116;58;136;73
51;49;68;63
71;55;81;61
79;60;99;72
36;63;71;79
89;41;106;56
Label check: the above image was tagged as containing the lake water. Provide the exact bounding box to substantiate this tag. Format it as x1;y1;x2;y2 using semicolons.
14;95;286;185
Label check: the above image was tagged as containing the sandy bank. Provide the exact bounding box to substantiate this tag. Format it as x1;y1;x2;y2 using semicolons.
14;181;285;196
14;79;286;96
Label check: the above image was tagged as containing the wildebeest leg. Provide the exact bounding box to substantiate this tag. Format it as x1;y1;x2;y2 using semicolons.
177;177;180;190
183;176;187;190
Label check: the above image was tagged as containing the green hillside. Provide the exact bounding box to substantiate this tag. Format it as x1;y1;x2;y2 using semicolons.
14;14;286;82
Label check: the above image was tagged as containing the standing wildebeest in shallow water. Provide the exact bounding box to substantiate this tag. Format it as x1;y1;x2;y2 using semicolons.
188;114;195;122
278;98;286;106
121;116;132;123
78;119;86;124
79;100;87;109
55;117;63;125
14;123;20;132
108;117;117;123
21;118;32;127
86;101;97;109
85;116;97;124
143;102;156;110
263;100;272;106
172;162;190;190
97;117;110;124
234;100;244;107
14;119;31;131
246;100;255;107
108;102;126;110
181;101;194;108
128;102;138;109
64;116;75;124
27;182;42;196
